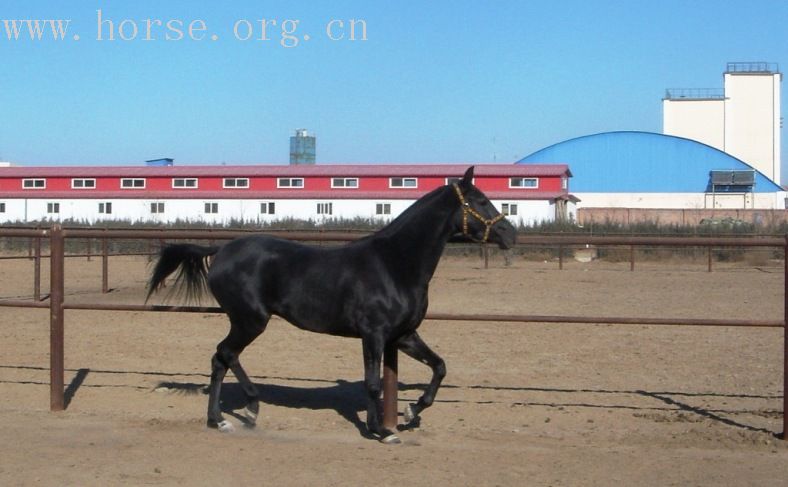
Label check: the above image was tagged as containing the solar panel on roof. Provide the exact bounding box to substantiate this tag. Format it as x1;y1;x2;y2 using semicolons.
710;171;734;185
732;171;755;185
709;170;755;192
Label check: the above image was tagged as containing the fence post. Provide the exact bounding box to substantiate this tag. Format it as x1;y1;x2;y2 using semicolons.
783;235;787;439
558;245;564;270
630;245;635;272
708;246;713;273
50;224;65;411
382;343;398;430
101;235;109;294
34;235;41;301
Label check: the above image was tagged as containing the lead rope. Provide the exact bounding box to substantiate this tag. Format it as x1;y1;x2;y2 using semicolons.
452;183;506;243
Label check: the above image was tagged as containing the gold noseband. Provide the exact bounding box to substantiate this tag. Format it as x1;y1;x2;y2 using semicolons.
452;183;506;243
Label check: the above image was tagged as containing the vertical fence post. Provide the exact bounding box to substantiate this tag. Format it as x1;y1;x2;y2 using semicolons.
33;235;41;301
382;343;398;430
101;236;109;294
86;238;92;262
783;235;787;439
558;245;564;270
630;245;635;272
50;224;65;411
708;246;713;273
483;244;489;269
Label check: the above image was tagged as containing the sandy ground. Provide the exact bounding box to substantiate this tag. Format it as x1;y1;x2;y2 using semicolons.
1;250;787;486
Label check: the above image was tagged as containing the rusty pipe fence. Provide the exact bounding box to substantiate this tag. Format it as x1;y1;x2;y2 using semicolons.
0;226;786;437
3;230;775;300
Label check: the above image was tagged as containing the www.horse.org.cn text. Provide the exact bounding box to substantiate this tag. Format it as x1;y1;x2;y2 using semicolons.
1;10;368;47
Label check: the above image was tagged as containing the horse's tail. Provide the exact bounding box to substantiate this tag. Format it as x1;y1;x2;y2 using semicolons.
146;243;220;304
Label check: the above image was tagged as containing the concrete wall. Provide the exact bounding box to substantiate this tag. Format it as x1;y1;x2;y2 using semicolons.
579;207;788;227
574;191;787;210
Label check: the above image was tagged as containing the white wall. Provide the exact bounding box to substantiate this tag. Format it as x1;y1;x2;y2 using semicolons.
663;98;725;150
0;198;554;225
724;72;782;184
495;200;555;226
574;192;787;210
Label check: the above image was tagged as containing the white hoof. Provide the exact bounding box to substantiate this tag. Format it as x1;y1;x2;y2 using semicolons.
217;420;235;433
404;404;417;423
244;407;258;423
381;433;401;445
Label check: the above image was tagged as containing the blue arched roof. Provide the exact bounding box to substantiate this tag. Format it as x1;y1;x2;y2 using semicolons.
517;131;782;193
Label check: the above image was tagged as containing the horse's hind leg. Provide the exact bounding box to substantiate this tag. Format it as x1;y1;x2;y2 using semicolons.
396;332;446;423
230;358;262;427
207;314;268;432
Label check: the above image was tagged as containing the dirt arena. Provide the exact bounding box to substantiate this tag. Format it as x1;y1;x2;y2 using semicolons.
1;249;787;486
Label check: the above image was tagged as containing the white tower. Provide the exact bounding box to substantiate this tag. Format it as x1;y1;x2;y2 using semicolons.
723;63;782;185
663;62;782;184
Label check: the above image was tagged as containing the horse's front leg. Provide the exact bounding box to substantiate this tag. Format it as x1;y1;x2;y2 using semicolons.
362;336;400;444
397;332;446;424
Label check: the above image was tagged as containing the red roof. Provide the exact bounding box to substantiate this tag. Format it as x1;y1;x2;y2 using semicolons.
0;190;569;201
0;163;570;178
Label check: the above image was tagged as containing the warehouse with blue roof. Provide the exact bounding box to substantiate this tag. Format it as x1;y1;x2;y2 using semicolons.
518;131;785;210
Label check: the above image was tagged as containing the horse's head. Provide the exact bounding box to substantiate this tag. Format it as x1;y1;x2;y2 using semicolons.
451;166;517;249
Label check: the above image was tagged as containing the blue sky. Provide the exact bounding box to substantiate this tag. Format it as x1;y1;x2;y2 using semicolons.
1;0;786;175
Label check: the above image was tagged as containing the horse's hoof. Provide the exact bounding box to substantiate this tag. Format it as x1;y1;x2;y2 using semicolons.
244;406;258;424
380;433;401;445
404;404;417;423
217;420;235;433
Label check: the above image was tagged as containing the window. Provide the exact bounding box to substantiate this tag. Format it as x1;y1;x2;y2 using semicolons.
510;177;538;188
277;178;304;188
446;176;475;186
121;178;145;189
0;202;5;213
331;177;358;188
562;177;568;190
204;202;219;214
375;203;391;215
172;178;198;188
47;202;60;214
71;178;96;189
223;178;249;188
23;179;45;189
150;202;165;214
260;202;276;214
390;177;417;188
98;202;112;214
317;202;333;215
501;203;518;216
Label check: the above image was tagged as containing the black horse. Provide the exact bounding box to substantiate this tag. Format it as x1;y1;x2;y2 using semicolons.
146;166;516;443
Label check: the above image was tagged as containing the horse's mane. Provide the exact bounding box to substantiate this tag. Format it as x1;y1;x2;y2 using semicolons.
364;184;454;241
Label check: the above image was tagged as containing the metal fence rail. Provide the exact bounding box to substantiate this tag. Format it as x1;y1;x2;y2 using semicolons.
4;229;785;298
0;225;786;437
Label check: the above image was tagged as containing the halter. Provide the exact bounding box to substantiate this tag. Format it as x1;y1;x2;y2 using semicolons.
452;183;506;243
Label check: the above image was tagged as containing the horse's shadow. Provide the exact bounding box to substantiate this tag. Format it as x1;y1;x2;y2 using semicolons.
157;379;375;437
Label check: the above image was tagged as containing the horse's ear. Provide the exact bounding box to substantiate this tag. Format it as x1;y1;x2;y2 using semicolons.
461;166;474;188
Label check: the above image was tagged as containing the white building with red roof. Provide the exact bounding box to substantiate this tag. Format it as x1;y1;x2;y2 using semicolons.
0;163;575;225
